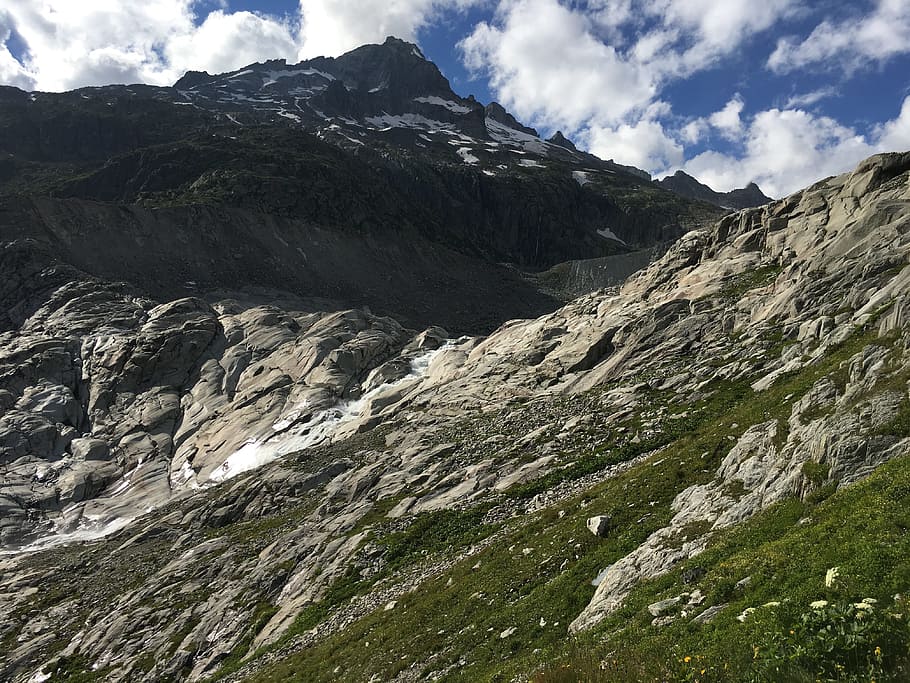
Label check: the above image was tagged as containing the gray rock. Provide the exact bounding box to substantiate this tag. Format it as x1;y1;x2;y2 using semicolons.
586;515;613;537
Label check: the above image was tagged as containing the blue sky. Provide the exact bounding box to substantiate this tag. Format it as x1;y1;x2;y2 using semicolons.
1;1;909;196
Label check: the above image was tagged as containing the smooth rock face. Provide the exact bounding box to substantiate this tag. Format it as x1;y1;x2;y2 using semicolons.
0;151;909;682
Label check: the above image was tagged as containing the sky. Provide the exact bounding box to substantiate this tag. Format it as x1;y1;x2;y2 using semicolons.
1;1;909;197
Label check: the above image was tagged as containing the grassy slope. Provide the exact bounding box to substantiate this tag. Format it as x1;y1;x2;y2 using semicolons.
242;325;909;682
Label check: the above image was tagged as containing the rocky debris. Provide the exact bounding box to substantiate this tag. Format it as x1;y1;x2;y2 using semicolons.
691;604;727;624
648;596;682;616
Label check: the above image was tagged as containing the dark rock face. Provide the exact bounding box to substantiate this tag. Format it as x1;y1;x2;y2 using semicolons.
548;131;578;152
0;197;560;335
658;170;772;209
0;37;720;333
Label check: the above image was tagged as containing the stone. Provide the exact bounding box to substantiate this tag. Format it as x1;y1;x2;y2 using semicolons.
691;604;727;625
586;515;612;537
647;596;682;617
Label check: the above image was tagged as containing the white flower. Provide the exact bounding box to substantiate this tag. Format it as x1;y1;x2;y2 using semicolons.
862;598;878;604
810;600;829;609
825;567;840;589
854;602;875;611
763;601;781;608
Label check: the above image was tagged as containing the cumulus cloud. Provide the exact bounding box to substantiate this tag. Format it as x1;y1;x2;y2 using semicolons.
675;97;910;198
460;0;655;129
708;95;745;140
298;0;481;59
583;118;684;173
643;0;798;77
0;1;302;90
458;0;798;131
166;10;298;75
768;0;910;74
0;0;485;91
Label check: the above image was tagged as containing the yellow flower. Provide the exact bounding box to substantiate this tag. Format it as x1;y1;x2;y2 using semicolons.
684;656;692;663
875;646;883;657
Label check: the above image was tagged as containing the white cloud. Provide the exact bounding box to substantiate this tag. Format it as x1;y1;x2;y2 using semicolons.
583;119;683;174
0;11;33;89
769;0;910;74
0;0;485;91
166;10;298;76
458;0;798;134
298;0;481;59
460;0;655;129
875;96;910;151
676;98;910;198
644;0;798;77
0;1;300;91
708;94;744;140
782;87;838;110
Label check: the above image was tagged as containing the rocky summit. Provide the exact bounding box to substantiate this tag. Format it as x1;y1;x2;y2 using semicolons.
0;36;909;683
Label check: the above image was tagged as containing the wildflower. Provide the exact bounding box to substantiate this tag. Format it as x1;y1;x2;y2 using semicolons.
762;601;781;608
810;600;829;609
684;656;692;663
863;598;878;604
855;601;874;611
875;646;883;658
825;567;840;588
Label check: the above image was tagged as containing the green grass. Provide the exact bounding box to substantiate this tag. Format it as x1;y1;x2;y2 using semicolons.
535;449;910;682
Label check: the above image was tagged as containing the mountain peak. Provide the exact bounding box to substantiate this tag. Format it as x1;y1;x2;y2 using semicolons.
548;130;578;152
485;102;538;137
381;36;426;59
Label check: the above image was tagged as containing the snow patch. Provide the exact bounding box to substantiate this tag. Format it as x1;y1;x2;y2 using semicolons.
457;148;480;165
486;118;548;155
364;113;454;132
573;170;590;186
519;159;544;168
264;68;335;83
597;228;627;245
208;342;459;483
0;516;135;556
414;96;473;114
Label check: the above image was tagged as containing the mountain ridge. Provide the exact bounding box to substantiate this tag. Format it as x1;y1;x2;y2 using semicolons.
658;169;773;209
